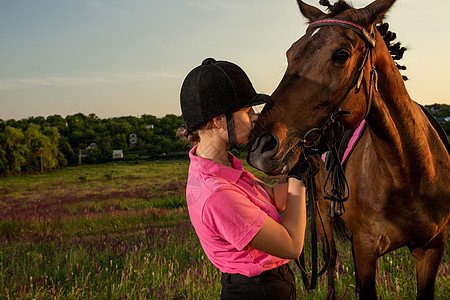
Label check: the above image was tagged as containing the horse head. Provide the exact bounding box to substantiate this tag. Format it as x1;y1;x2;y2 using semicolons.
247;0;397;175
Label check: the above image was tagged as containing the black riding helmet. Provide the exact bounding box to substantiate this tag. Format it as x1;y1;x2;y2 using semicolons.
180;58;269;148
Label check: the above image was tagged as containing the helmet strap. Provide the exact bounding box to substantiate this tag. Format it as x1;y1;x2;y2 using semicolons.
225;111;237;149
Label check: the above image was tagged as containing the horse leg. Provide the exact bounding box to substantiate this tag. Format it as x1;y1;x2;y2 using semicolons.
352;235;378;300
326;240;337;300
411;229;447;300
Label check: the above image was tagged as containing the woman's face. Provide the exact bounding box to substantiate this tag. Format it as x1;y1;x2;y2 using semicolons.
233;107;258;145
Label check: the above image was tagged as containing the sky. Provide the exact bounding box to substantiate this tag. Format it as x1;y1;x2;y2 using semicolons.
1;0;449;121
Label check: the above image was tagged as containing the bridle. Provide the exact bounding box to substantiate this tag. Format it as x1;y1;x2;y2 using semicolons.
305;18;379;210
301;18;378;150
293;18;379;290
295;18;379;208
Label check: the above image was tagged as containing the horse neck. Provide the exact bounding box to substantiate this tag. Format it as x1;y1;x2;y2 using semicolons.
365;39;435;181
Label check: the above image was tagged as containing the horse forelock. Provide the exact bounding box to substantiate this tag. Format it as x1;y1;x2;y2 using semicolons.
320;1;387;29
322;0;354;17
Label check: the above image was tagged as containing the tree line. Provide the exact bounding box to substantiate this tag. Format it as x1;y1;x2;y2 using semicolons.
1;104;448;176
0;113;190;176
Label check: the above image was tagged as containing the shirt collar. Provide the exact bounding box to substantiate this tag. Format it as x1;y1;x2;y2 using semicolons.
189;145;244;183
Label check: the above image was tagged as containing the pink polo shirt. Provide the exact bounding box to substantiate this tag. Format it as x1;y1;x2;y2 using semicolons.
186;145;289;277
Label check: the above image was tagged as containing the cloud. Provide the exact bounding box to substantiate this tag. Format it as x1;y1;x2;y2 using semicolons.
0;71;183;91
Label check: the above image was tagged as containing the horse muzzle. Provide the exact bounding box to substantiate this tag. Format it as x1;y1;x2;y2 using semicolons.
247;132;303;175
246;132;284;174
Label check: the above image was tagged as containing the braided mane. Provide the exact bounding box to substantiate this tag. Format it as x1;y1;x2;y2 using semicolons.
319;0;408;80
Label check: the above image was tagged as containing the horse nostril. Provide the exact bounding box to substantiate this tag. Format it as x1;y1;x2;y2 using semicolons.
247;132;280;172
259;133;278;156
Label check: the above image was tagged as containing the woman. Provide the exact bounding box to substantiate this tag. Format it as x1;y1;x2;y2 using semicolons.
180;58;311;299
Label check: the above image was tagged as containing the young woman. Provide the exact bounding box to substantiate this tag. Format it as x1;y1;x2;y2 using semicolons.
180;58;311;299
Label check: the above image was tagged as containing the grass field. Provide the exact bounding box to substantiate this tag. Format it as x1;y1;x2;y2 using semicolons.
0;160;448;299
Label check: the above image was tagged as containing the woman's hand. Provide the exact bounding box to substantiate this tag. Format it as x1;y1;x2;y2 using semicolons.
287;156;320;184
249;178;306;259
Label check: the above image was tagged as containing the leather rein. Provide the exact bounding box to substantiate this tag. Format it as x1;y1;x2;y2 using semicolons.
294;18;378;290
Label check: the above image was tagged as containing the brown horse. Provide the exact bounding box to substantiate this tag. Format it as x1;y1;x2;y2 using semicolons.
247;0;450;299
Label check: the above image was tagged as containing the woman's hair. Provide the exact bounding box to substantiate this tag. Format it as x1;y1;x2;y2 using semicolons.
177;126;200;144
177;120;214;145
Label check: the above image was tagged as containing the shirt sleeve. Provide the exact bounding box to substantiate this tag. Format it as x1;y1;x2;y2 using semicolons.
202;187;268;251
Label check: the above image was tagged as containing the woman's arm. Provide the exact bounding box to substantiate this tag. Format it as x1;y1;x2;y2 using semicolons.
254;177;288;212
249;178;306;259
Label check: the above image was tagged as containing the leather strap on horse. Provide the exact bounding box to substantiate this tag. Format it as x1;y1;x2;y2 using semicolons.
308;19;376;47
301;19;377;218
294;173;331;290
320;121;349;217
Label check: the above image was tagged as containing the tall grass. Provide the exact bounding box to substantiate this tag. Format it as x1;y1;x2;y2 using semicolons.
0;160;448;299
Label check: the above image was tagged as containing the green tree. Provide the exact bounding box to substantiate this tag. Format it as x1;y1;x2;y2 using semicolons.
24;124;61;172
27;116;45;126
0;126;28;175
85;147;103;163
157;114;183;138
46;114;69;136
0;147;8;175
59;136;75;165
441;121;450;139
43;126;69;168
112;133;127;150
436;108;450;118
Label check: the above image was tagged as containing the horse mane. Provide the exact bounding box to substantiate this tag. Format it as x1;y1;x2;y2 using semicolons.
376;22;408;81
319;0;408;81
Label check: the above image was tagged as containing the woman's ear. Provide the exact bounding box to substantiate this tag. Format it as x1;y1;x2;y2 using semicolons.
212;115;227;130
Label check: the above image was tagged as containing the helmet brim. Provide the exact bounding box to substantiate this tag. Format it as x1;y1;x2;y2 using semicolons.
245;93;271;108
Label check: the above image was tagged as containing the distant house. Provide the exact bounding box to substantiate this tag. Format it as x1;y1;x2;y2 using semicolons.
145;124;154;129
431;106;441;114
129;133;138;147
79;143;97;159
112;150;123;159
445;117;450;122
80;149;88;158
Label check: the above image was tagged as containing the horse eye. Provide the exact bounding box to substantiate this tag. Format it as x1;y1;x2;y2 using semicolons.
332;49;351;63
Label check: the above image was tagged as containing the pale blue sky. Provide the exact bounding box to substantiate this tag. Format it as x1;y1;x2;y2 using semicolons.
1;0;449;120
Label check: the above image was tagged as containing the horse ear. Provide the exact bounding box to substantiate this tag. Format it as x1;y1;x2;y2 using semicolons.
297;0;326;22
352;0;397;26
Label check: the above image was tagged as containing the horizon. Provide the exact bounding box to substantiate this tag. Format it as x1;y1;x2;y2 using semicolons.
2;101;449;122
1;0;449;120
